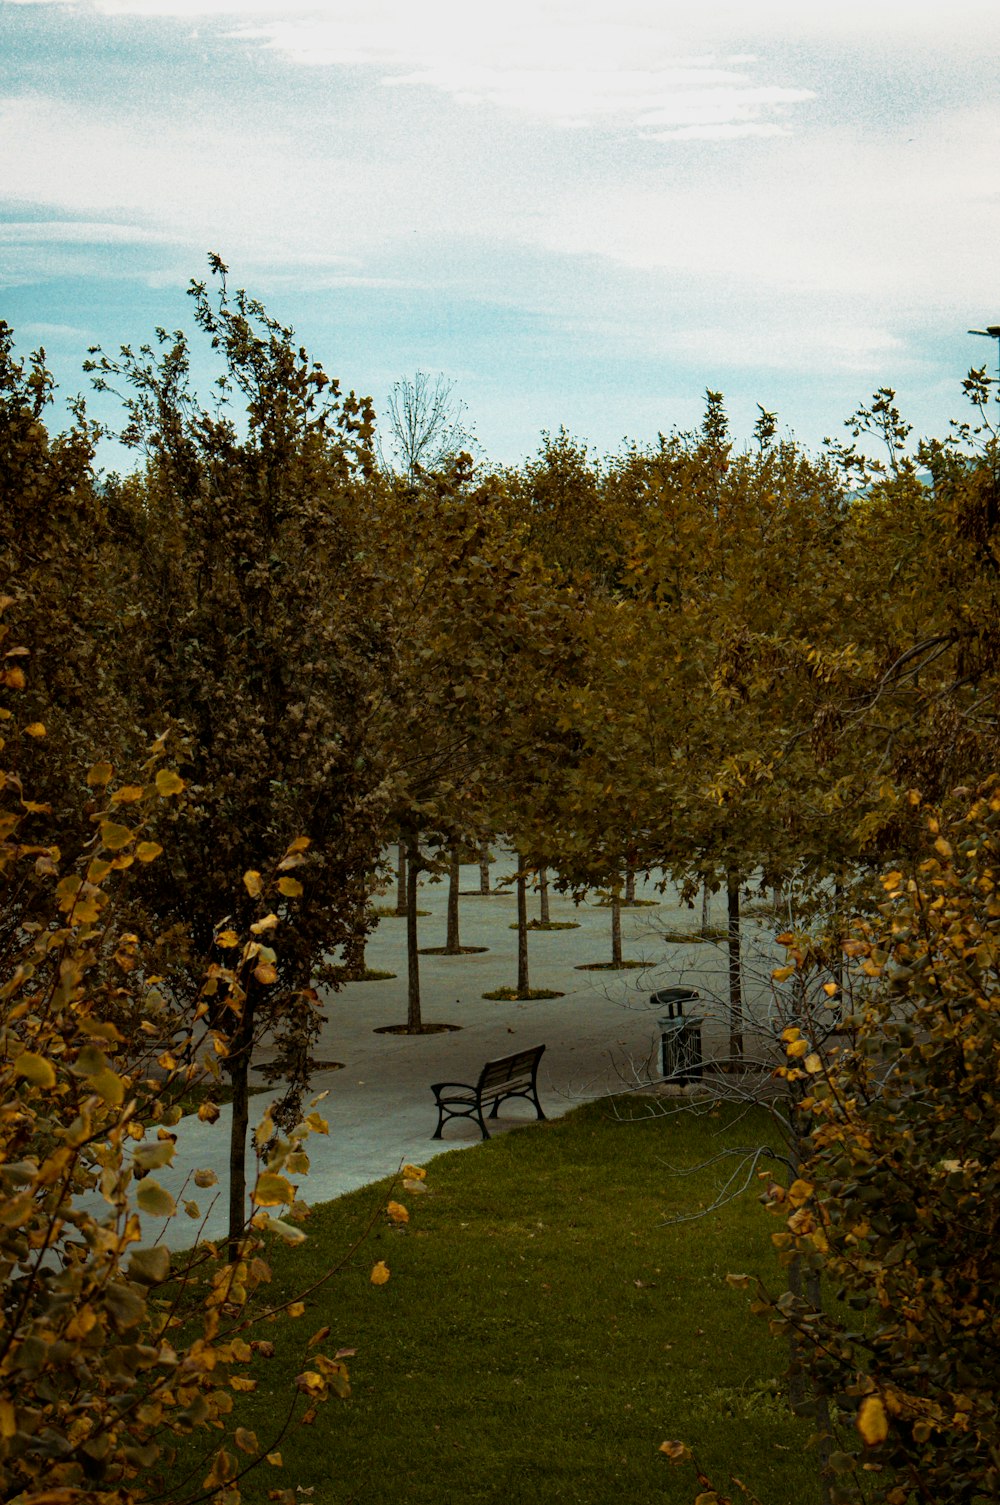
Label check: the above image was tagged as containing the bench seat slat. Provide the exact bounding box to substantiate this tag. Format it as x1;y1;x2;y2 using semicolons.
431;1044;546;1141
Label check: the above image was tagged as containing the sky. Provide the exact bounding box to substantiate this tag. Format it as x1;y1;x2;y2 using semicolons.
2;0;1000;471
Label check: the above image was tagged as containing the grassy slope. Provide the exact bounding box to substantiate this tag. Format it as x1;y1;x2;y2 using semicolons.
215;1101;819;1505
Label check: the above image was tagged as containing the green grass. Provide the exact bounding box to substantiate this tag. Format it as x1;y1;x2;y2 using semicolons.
207;1100;819;1505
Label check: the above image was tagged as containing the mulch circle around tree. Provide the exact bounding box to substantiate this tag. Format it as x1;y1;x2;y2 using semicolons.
659;929;727;944
508;920;580;931
574;960;648;970
372;1022;463;1035
593;898;660;907
329;967;397;982
481;987;566;1001
418;945;489;955
253;1059;345;1073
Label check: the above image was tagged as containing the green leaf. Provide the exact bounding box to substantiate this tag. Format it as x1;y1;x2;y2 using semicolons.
127;1245;171;1285
136;1179;177;1218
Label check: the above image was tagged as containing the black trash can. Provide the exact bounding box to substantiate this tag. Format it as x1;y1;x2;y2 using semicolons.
651;987;704;1083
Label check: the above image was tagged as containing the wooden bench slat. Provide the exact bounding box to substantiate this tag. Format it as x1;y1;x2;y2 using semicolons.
431;1044;546;1141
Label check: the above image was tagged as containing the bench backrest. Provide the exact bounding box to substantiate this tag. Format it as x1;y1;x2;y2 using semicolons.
477;1045;544;1094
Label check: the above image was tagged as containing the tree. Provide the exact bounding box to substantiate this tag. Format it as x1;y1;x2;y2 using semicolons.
743;780;1000;1505
0;640;363;1505
85;257;391;1249
377;370;476;480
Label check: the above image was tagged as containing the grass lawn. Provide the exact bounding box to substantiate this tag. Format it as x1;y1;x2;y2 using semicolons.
198;1101;819;1505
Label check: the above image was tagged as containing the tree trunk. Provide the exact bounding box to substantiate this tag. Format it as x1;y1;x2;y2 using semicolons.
444;847;461;954
538;865;550;925
786;1252;807;1411
832;872;845;995
479;844;491;895
343;884;368;977
624;866;636;905
227;994;255;1263
343;926;366;978
805;1268;834;1487
406;840;423;1030
516;854;530;995
700;882;711;937
394;842;407;916
726;871;743;1060
611;886;623;966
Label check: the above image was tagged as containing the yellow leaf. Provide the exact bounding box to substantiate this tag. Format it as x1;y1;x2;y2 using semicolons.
266;1453;283;1467
788;1179;813;1207
771;965;795;983
2;666;26;689
822;982;839;997
243;869;263;898
401;1163;426;1181
787;1039;809;1058
234;1427;260;1456
216;929;240;947
198;1100;221;1124
23;722;45;739
284;836;310;856
112;784;145;804
804;1053;823;1074
659;1440;692;1463
370;1261;390;1286
87;761;114;787
100;820;134;852
230;1376;257;1393
386;1201;409;1224
287;1302;305;1317
253;1173;294;1207
14;1051;56;1088
250;913;279;934
277;876;303;898
194;1168;219;1188
857;1394;889;1446
155;768;185;797
254;962;278;985
136;841;163;863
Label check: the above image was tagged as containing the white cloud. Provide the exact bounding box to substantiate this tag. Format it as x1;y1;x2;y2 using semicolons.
0;94;367;264
0;219;167;245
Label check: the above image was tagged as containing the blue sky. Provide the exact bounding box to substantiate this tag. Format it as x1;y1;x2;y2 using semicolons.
2;0;999;470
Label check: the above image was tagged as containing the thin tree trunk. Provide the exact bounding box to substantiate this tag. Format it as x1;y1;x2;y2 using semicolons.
625;866;636;905
700;882;711;937
805;1268;834;1486
343;882;368;977
343;927;366;978
516;854;530;995
394;842;407;916
479;844;491;895
611;886;623;966
406;840;422;1030
727;871;743;1060
786;1252;807;1411
539;865;550;925
832;872;845;995
444;847;461;954
227;996;254;1263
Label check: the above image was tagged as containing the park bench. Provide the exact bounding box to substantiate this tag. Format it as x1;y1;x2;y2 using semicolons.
430;1044;547;1140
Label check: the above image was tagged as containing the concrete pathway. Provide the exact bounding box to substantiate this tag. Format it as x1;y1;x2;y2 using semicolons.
137;858;777;1250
